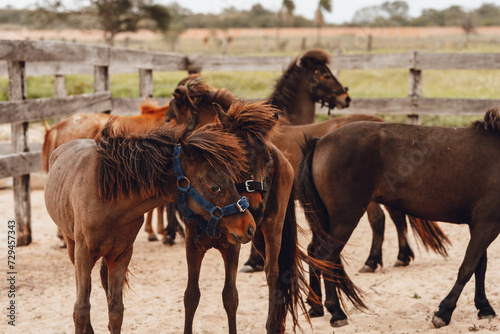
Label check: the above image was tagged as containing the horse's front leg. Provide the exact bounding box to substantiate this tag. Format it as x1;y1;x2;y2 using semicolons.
104;245;133;334
184;229;206;334
144;210;157;241
259;222;285;334
155;204;166;238
474;251;496;319
220;243;242;334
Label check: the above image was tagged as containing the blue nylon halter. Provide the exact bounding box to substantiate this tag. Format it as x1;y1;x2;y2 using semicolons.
172;145;249;242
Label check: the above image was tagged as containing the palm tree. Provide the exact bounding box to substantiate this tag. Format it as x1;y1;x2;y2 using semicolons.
315;0;332;45
276;0;295;49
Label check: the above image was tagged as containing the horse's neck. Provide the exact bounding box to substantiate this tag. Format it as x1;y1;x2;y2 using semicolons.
269;77;315;125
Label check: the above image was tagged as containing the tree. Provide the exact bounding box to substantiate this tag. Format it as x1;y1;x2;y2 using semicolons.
315;0;332;44
34;0;170;45
352;1;409;26
276;0;295;48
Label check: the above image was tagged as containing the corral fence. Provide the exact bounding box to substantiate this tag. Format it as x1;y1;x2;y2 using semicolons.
1;39;500;245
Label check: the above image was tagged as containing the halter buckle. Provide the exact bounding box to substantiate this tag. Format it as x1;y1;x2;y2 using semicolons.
236;198;247;213
245;180;255;192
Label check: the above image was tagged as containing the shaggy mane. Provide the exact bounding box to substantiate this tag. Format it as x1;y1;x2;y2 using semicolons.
96;119;247;203
472;106;500;131
224;100;281;144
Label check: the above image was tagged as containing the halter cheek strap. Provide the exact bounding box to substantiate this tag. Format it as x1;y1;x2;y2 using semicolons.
173;145;249;242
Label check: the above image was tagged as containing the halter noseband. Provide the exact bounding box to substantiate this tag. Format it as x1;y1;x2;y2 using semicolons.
173;145;250;242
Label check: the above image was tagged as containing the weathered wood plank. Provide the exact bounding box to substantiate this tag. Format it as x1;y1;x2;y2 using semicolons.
188;55;295;72
111;97;170;115
417;98;500;115
0;40;109;65
318;97;412;115
110;48;186;71
333;52;414;70
0;152;41;178
0;92;113;124
416;52;500;70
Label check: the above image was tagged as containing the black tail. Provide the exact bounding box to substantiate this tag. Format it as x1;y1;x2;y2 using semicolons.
297;136;366;311
276;183;309;332
407;216;451;257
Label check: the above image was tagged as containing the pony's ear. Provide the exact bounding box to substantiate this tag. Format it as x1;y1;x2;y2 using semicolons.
213;102;232;130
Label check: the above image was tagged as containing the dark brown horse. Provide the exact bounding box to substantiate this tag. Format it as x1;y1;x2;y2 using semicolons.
268;48;350;124
297;107;500;328
169;87;310;332
44;120;256;333
166;76;448;275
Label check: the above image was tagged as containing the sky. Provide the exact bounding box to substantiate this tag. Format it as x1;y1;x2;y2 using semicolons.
3;0;500;24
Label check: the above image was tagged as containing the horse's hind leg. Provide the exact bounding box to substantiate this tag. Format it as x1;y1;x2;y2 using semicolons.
240;244;264;273
386;208;414;267
156;204;166;237
360;202;385;272
144;209;157;241
73;243;97;334
163;203;179;245
105;246;133;334
184;233;207;334
220;243;241;334
433;221;500;328
474;251;496;319
306;240;324;317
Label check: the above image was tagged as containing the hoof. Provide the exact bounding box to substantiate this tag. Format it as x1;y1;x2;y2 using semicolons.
478;310;496;319
240;264;264;273
330;318;348;327
162;235;175;246
432;315;448;328
147;235;158;242
394;259;410;267
359;265;376;273
308;306;324;318
58;240;67;249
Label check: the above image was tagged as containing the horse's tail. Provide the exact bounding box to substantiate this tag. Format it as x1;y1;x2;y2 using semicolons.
407;216;450;257
276;182;308;331
297;136;366;311
42;123;58;172
100;259;133;293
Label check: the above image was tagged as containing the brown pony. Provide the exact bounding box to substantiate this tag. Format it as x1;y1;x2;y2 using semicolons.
44;120;256;333
42;101;170;244
165;76;449;276
297;106;500;328
170;88;310;332
268;48;350;124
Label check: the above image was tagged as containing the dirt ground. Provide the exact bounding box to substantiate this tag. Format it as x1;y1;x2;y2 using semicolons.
0;188;500;334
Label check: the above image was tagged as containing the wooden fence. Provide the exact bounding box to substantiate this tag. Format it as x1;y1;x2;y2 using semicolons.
1;39;500;245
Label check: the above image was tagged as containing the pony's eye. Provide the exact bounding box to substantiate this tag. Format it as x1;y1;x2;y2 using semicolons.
211;185;222;194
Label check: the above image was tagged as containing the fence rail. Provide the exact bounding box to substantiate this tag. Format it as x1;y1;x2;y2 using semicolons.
1;39;500;245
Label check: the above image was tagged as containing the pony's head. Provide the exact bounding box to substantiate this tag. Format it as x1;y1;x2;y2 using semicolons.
276;49;350;111
96;120;256;244
213;101;280;222
166;74;235;130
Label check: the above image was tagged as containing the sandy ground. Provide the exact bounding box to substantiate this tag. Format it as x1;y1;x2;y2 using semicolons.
0;188;499;334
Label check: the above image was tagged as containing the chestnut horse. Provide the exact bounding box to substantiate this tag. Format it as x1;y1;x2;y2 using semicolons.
44;120;256;333
166;76;449;275
42;101;171;244
170;97;310;333
297;106;500;328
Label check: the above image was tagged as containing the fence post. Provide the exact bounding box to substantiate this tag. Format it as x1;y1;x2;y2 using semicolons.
53;74;67;123
94;65;111;113
8;61;32;246
139;68;153;99
407;51;422;125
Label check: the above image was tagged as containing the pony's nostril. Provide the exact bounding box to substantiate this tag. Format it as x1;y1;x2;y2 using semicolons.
346;96;351;103
246;225;255;239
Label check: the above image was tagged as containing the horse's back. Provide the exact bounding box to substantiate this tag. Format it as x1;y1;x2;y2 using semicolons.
314;121;500;223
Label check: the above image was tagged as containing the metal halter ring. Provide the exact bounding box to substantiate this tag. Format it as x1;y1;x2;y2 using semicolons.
177;176;190;188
